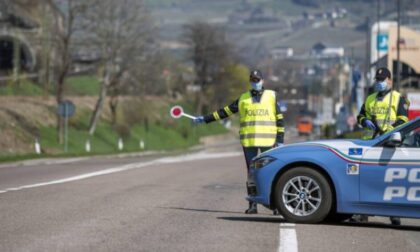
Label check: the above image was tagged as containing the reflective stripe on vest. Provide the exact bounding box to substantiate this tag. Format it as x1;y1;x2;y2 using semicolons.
239;90;277;147
240;133;277;140
240;121;277;127
362;91;400;139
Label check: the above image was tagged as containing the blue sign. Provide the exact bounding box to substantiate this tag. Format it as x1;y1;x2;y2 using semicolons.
278;101;287;112
377;34;388;52
57;100;75;118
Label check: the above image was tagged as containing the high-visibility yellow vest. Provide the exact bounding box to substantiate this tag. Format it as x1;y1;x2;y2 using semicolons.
362;90;400;140
239;90;277;147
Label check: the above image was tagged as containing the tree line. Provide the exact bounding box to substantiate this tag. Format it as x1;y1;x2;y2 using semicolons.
42;0;248;144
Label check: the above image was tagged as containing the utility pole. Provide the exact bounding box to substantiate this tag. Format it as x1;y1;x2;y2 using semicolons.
376;0;380;68
365;16;371;88
395;0;401;91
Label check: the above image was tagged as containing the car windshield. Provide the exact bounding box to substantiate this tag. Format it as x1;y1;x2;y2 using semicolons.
401;125;420;148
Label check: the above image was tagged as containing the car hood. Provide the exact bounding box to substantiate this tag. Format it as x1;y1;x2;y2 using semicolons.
294;139;372;148
263;139;373;158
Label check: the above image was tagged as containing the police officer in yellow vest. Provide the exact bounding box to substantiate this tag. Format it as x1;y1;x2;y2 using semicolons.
192;70;285;214
357;67;409;140
356;67;409;225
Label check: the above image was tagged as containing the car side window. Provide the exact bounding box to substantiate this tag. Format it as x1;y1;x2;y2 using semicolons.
401;125;420;148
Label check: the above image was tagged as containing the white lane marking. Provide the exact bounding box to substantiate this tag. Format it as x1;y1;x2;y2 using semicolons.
158;152;241;163
0;151;241;194
0;157;89;169
278;223;298;252
38;158;88;166
280;223;296;227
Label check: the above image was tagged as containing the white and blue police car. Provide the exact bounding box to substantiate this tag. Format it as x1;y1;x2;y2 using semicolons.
248;117;420;223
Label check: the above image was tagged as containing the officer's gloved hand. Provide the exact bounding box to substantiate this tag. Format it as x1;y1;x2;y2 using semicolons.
273;143;284;148
384;125;394;132
364;119;376;130
192;116;205;124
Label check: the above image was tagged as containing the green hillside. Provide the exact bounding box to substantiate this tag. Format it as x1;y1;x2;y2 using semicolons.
0;75;229;162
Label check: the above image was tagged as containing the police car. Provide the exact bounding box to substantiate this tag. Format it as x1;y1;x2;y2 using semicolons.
248;117;420;223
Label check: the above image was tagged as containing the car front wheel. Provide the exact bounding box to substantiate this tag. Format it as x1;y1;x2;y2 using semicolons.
274;167;332;223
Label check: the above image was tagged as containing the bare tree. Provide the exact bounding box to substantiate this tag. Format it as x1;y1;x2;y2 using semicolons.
183;22;232;114
125;51;168;96
107;48;163;125
51;0;88;144
84;0;154;135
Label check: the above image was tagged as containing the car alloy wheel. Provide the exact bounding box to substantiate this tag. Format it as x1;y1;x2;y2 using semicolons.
274;167;332;223
282;176;322;217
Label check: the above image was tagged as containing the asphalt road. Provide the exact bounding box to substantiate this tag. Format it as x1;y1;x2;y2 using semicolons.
1;142;420;252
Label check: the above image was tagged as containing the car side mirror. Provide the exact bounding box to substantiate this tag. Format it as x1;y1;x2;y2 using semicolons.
385;132;402;147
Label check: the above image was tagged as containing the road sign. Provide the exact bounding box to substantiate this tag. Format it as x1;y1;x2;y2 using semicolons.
278;101;287;112
377;34;389;52
170;105;196;120
57;100;75;118
57;100;75;153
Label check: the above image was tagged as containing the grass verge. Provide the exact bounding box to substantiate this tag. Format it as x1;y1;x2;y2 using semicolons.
0;113;228;163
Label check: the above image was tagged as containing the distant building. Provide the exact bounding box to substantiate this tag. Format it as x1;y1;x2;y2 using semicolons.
370;21;420;91
229;6;282;25
0;0;63;81
311;42;326;53
302;8;347;21
311;42;344;58
270;47;293;59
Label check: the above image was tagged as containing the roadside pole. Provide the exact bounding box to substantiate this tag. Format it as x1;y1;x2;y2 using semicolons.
57;100;75;153
64;102;68;152
35;138;41;154
85;139;91;153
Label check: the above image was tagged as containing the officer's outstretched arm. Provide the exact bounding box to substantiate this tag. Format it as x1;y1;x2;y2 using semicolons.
203;99;239;123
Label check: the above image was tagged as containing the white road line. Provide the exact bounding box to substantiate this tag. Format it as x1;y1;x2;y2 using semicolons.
280;223;296;227
38;157;89;166
278;223;298;252
0;157;89;169
0;151;241;194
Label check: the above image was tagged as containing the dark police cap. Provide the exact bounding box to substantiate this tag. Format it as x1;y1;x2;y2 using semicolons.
250;70;263;80
375;67;391;80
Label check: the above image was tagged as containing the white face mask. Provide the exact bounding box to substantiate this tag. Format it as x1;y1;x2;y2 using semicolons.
251;80;263;91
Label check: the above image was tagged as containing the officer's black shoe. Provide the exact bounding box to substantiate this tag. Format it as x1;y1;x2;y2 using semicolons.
390;217;401;225
273;209;280;216
245;202;258;214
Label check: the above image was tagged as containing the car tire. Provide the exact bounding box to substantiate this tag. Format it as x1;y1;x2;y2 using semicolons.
274;167;333;223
